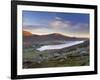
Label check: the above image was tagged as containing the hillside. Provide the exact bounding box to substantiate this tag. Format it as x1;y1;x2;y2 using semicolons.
23;31;33;36
23;32;88;43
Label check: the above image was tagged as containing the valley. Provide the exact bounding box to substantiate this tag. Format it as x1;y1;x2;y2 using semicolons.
23;31;89;68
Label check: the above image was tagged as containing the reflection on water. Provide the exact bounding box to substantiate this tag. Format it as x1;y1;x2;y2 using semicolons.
37;41;85;51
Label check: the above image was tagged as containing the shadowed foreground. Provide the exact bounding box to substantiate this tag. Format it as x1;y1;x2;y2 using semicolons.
23;40;89;68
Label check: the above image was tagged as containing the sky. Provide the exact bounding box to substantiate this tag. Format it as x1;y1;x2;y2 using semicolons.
22;11;89;38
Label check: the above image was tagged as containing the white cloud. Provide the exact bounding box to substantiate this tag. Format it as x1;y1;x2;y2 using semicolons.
50;20;70;29
48;17;89;36
23;16;89;37
55;17;62;20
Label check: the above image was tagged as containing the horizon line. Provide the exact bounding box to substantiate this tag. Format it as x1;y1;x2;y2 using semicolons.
23;30;89;39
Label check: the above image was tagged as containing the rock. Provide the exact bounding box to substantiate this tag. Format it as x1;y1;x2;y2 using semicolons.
33;55;44;64
59;59;65;62
53;53;60;57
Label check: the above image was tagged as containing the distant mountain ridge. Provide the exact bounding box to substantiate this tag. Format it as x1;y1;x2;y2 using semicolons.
23;30;88;43
23;31;33;36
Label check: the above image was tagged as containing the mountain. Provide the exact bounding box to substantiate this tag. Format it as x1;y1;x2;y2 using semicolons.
23;31;33;36
23;32;88;43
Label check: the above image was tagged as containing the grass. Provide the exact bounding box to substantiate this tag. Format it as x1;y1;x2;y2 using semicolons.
23;40;89;68
23;47;89;68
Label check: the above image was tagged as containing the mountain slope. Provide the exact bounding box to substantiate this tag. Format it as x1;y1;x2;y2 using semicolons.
23;33;88;42
23;31;33;36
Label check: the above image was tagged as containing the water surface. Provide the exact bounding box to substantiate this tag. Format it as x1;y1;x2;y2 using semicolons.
37;41;85;51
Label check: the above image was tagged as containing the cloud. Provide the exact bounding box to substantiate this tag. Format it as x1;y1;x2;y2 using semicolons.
49;19;70;29
49;17;89;35
23;24;48;30
50;20;66;28
23;25;37;30
23;16;89;37
55;17;62;20
70;23;89;33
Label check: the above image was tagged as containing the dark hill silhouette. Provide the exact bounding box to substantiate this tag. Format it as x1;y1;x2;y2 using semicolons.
23;31;88;43
23;31;33;36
